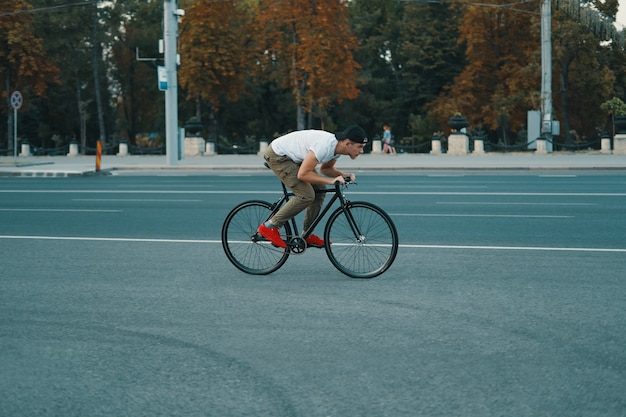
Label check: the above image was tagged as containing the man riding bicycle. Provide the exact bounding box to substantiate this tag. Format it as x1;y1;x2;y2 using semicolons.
258;125;368;249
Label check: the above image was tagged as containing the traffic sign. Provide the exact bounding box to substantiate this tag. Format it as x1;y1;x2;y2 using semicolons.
158;66;167;91
10;91;22;110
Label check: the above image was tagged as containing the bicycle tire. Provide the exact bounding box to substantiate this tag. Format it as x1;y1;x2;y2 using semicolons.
222;200;291;275
324;202;398;278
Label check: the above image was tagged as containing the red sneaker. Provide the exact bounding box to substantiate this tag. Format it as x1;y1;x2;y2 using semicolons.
305;234;328;248
257;223;287;248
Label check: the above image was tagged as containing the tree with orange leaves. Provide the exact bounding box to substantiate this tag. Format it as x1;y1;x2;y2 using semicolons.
178;0;252;115
428;0;619;144
0;0;58;96
0;0;59;148
426;0;538;143
252;0;361;130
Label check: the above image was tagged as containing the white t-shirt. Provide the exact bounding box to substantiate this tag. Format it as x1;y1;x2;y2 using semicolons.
270;130;339;164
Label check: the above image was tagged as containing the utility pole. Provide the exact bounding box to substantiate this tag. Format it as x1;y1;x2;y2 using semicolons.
540;0;552;151
164;0;180;165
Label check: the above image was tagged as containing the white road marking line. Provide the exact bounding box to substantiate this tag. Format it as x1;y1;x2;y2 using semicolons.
404;244;626;253
1;190;625;196
0;235;205;243
390;213;573;218
71;198;202;202
0;235;624;253
359;191;626;196
0;209;122;213
383;185;489;189
436;202;596;206
0;190;276;194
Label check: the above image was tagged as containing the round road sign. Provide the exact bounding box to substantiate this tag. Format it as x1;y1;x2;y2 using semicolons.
10;91;23;110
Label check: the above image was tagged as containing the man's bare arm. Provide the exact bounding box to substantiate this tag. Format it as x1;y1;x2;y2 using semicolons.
298;152;346;184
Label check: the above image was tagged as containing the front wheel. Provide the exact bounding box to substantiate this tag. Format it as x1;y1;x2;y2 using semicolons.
222;200;291;275
324;202;398;278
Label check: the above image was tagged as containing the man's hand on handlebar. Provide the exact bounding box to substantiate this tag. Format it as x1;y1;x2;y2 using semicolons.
333;173;356;185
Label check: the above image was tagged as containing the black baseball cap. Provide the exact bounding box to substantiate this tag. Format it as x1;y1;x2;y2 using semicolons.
335;125;368;144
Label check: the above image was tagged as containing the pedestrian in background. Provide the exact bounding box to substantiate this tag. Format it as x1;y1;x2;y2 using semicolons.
382;125;396;155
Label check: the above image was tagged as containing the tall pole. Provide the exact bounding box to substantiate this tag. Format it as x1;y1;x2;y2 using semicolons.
13;107;17;161
164;0;179;165
540;0;552;150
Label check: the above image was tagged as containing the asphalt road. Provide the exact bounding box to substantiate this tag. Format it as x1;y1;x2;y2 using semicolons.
1;171;625;416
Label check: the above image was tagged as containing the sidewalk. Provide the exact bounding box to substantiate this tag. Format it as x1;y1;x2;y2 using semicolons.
1;151;625;177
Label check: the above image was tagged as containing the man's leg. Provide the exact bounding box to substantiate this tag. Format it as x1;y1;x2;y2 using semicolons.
303;184;325;232
264;147;316;228
271;180;316;228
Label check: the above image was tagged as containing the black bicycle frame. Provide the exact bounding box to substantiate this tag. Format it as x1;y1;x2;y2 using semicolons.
266;181;362;241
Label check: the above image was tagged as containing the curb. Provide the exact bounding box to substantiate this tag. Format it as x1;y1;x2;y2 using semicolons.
2;166;625;177
0;169;112;177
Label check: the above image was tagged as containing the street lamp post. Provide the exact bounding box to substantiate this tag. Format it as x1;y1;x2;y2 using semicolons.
164;0;179;165
540;0;553;152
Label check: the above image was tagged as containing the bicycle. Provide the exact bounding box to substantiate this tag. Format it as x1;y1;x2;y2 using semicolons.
221;166;398;278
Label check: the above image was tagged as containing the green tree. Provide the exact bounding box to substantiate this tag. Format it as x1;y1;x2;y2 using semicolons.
109;0;165;146
30;0;109;151
601;97;626;136
549;0;621;144
347;0;463;141
552;11;614;144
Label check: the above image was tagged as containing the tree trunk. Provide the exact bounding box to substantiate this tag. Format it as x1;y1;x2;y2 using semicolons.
560;59;573;146
75;68;86;152
207;103;218;144
307;98;315;129
297;104;305;130
195;96;202;119
6;73;12;152
295;73;308;131
128;61;136;145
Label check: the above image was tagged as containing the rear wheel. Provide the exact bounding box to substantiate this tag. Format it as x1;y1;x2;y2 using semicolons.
222;200;291;275
324;202;398;278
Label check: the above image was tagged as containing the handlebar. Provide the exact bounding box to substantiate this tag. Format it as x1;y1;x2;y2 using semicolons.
334;177;356;187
